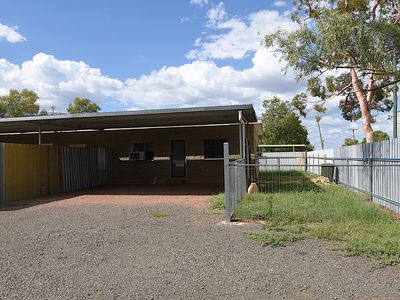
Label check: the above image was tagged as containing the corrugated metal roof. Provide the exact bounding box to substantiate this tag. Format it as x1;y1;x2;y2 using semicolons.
0;104;257;134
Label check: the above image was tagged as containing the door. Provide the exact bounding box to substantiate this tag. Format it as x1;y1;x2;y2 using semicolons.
170;140;186;178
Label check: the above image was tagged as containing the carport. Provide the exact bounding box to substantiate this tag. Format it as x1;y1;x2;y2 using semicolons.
0;104;261;202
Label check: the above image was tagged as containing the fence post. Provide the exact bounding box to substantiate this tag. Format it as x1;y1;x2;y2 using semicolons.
332;157;336;183
369;158;373;201
304;150;308;172
223;142;231;223
346;157;350;188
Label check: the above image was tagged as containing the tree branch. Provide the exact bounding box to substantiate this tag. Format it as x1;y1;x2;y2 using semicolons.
336;82;353;96
372;0;383;20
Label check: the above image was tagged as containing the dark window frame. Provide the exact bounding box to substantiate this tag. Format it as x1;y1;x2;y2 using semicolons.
204;139;227;159
132;143;154;161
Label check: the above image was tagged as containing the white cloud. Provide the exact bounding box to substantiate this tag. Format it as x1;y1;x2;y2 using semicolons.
190;0;208;7
0;50;304;113
0;23;26;43
273;1;287;7
0;53;123;109
206;2;226;26
180;17;190;23
187;10;297;60
0;52;385;149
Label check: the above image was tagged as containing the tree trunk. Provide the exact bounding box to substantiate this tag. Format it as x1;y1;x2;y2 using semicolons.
350;68;374;143
317;119;324;149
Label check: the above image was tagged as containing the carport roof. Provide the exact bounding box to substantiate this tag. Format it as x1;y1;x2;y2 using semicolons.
0;104;258;134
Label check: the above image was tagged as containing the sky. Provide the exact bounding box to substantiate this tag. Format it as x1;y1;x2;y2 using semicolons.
0;0;395;149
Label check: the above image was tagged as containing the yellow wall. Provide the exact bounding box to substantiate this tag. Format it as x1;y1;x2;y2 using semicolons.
4;144;60;202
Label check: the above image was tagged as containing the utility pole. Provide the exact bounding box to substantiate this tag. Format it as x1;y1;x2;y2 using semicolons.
348;127;358;141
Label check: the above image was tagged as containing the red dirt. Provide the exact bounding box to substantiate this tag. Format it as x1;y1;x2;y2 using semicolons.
2;184;223;211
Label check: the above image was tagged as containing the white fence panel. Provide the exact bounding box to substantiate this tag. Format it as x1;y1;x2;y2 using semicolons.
307;149;334;174
260;152;306;171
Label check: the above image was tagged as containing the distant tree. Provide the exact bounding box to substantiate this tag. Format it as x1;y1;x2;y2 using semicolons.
262;97;313;151
362;131;390;143
0;89;40;117
39;109;48;116
67;97;100;114
342;138;359;146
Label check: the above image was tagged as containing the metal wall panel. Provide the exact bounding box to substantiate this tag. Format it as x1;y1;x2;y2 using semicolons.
3;144;60;202
61;146;111;193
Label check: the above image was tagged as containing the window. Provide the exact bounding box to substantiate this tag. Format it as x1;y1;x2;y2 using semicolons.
133;143;145;152
131;143;154;161
145;143;154;161
204;139;226;159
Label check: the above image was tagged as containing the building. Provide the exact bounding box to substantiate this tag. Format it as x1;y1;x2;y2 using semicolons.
0;104;261;202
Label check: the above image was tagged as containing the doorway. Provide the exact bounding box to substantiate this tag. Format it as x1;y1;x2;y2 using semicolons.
170;140;186;178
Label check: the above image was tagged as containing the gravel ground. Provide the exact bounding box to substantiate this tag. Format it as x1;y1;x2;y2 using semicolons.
0;185;399;299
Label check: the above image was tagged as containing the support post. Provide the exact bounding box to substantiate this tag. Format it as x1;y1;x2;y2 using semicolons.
38;126;42;145
223;142;231;223
238;123;242;159
241;123;246;161
332;157;337;183
238;110;247;161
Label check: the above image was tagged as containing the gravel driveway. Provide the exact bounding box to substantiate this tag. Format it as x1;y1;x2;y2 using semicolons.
0;185;399;299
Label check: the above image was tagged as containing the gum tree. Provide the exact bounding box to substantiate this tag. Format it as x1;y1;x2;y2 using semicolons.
0;89;40;117
67;97;100;114
262;97;313;150
265;0;400;143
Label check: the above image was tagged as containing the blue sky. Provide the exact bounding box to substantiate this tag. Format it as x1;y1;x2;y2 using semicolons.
1;0;274;79
0;0;394;148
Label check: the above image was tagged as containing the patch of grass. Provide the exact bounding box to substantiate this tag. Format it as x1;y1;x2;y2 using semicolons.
257;170;321;193
151;210;170;218
209;193;225;209
209;171;400;266
309;220;400;266
247;225;305;247
236;185;386;224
